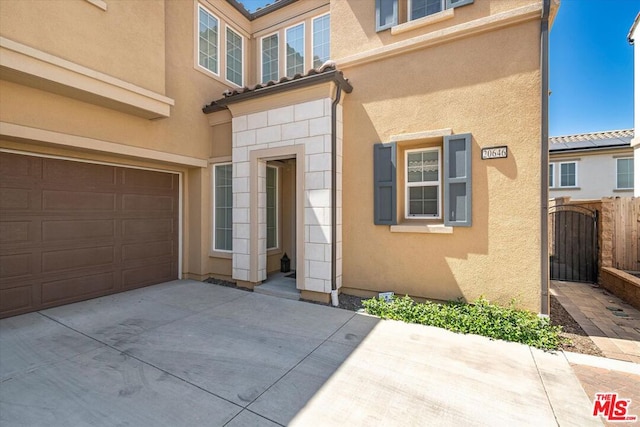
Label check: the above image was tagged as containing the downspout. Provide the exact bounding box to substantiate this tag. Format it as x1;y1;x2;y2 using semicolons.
330;83;343;307
540;0;551;316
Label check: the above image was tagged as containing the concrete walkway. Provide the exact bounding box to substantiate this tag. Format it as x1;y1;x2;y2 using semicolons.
1;280;600;426
551;281;640;426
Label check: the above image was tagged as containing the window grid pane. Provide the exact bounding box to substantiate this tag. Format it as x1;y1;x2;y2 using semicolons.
266;167;277;249
411;0;443;20
226;27;243;86
617;158;634;189
560;163;576;187
199;8;218;74
214;164;232;251
262;34;279;83
286;24;305;77
548;164;554;187
312;15;330;69
406;148;440;218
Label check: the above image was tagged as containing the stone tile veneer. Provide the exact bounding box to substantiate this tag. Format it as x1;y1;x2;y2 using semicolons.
231;98;342;294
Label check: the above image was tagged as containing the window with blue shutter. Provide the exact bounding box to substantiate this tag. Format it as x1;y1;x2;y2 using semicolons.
374;143;397;225
444;134;472;226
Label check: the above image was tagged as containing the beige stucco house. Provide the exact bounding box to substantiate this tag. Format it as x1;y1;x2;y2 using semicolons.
549;130;634;200
0;0;558;318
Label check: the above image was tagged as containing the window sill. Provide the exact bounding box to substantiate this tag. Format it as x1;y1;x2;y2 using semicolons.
613;188;633;192
390;224;453;234
391;9;455;36
209;251;232;259
550;186;580;191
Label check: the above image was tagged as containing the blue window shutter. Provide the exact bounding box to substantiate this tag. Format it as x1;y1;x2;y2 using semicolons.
444;134;472;226
376;0;398;32
446;0;474;9
374;142;397;225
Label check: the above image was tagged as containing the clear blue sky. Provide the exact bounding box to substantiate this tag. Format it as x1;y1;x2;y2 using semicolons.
239;0;637;137
550;0;637;136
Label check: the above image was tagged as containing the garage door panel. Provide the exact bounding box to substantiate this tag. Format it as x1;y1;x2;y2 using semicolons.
41;272;115;305
0;253;31;278
42;190;116;211
122;218;173;238
42;220;116;242
0;188;32;210
41;246;114;273
0;152;38;178
0;153;179;318
0;221;31;244
122;194;174;211
0;285;33;314
122;241;173;262
43;159;116;187
122;168;176;190
122;262;175;289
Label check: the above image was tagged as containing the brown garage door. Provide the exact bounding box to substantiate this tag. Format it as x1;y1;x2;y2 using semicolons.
0;152;179;318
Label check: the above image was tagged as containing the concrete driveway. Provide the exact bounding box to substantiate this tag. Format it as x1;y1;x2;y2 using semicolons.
1;280;600;426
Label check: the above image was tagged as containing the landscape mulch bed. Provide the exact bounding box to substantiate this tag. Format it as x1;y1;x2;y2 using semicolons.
204;278;604;356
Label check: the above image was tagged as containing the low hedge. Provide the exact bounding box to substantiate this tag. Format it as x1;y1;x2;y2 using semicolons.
362;296;564;350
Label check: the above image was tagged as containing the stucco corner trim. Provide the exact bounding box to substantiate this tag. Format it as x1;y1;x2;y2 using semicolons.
83;0;107;11
0;122;207;168
0;37;174;119
336;3;542;69
390;224;453;234
391;128;452;142
391;8;454;36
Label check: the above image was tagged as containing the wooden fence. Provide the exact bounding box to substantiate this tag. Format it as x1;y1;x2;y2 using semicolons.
550;197;639;275
608;197;639;271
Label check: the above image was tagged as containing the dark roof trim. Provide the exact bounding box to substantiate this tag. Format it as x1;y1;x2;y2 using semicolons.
203;66;352;114
225;0;299;21
549;143;631;154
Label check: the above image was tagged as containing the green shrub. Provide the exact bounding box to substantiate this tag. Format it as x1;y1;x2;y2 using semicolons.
362;296;564;350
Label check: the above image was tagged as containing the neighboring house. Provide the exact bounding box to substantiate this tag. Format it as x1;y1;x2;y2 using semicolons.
0;0;557;318
549;130;634;200
629;13;640;197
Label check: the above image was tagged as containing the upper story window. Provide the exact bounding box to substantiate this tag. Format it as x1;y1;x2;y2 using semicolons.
198;5;219;75
226;26;243;86
286;23;305;77
616;158;634;190
261;33;279;83
376;0;473;32
548;164;554;188
559;162;577;187
312;14;330;68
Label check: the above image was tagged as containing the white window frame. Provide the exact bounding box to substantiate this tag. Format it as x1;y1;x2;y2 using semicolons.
266;165;278;250
285;22;305;78
260;32;279;84
548;163;554;188
197;4;220;77
311;13;331;69
212;162;232;253
225;25;244;87
616;157;634;190
405;146;442;219
559;161;578;188
409;0;444;21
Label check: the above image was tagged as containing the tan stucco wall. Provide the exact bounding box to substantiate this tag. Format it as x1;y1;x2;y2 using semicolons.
331;0;539;60
338;9;543;311
0;0;166;94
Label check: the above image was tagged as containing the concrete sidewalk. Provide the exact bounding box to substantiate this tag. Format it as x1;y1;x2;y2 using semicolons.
1;280;600;426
